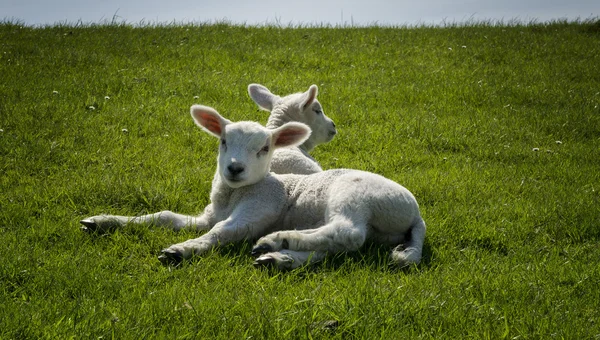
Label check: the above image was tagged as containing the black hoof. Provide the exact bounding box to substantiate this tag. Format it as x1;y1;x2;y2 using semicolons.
253;256;276;268
251;244;273;256
79;219;98;232
158;249;184;266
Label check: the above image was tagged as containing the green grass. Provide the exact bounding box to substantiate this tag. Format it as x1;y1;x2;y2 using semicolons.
1;19;599;339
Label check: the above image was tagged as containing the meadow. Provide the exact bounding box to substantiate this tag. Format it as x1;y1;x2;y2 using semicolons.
1;19;599;338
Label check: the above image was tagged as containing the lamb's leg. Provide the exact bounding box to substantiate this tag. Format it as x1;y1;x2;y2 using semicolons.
80;205;216;233
390;217;426;267
252;216;368;258
253;250;327;270
159;204;280;265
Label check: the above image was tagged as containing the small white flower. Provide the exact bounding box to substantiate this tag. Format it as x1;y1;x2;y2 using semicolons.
0;129;4;132
121;128;129;133
104;96;110;100
448;47;453;50
193;96;199;99
88;106;96;110
555;141;562;145
461;45;467;48
52;90;59;94
532;148;539;152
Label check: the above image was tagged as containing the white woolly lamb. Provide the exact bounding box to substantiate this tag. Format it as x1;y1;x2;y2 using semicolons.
248;84;336;174
80;105;426;270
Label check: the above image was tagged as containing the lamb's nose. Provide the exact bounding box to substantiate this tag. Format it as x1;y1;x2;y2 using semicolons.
227;163;245;176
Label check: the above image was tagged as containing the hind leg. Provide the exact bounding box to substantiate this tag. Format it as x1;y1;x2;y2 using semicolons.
390;217;426;267
252;215;368;257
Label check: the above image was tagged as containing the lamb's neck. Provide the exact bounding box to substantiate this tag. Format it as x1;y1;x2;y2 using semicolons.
265;108;290;129
298;140;314;152
209;171;235;206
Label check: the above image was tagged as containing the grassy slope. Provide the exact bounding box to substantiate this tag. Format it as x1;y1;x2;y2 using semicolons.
1;21;599;338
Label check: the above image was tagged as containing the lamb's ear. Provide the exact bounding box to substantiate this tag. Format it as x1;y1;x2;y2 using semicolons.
190;105;230;138
272;122;311;148
300;84;318;109
248;83;278;111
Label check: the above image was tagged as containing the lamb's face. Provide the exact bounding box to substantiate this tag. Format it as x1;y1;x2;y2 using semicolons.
299;99;337;150
272;95;337;152
250;84;337;153
218;122;273;188
191;104;310;188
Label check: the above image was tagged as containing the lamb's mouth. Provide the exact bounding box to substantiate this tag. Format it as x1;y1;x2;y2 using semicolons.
223;176;247;188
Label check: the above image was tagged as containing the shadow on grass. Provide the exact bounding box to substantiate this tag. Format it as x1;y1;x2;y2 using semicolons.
207;239;436;277
81;223;436;274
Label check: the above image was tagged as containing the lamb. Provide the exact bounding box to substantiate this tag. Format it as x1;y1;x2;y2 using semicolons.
248;83;336;174
80;105;426;270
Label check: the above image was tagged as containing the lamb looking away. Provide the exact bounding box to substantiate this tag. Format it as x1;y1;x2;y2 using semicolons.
248;83;336;174
80;105;426;270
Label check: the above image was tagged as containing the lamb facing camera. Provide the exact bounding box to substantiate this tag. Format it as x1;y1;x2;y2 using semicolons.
81;105;425;270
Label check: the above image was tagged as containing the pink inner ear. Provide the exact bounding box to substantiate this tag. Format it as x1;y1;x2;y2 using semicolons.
199;112;222;135
275;126;307;146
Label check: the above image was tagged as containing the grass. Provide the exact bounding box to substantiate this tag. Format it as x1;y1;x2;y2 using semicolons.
1;19;599;338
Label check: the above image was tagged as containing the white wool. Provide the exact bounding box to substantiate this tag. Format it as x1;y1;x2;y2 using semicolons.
80;105;425;270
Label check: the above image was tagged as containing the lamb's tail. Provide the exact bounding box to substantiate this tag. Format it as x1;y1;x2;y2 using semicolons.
390;217;426;267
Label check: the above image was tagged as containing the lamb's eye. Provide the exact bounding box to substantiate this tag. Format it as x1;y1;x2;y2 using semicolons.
314;109;323;115
258;144;269;156
220;139;227;148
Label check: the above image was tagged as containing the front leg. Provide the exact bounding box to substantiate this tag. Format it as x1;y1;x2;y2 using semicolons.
253;250;327;270
158;230;220;265
159;201;280;265
80;204;217;233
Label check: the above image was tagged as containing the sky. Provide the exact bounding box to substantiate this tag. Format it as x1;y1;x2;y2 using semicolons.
1;0;598;27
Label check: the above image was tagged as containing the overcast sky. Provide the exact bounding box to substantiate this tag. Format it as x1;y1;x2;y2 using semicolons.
2;0;598;27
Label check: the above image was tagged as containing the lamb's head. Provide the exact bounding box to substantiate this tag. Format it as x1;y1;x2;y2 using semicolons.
248;84;337;152
191;105;311;188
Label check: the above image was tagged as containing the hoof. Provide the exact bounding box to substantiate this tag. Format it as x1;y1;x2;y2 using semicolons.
253;255;276;268
251;244;273;257
158;249;184;266
79;217;121;234
79;219;98;233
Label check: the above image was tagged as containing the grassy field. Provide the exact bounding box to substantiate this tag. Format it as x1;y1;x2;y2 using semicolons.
1;19;599;339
